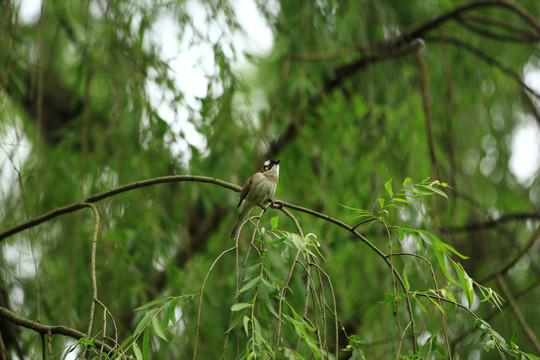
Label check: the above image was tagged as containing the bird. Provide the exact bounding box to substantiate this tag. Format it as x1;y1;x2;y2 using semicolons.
230;159;280;238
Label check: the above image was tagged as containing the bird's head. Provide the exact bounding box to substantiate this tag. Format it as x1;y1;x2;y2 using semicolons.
262;159;280;174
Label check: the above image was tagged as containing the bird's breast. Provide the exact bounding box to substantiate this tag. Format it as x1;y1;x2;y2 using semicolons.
246;173;277;205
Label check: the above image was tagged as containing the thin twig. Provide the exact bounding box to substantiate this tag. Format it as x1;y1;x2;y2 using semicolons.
274;249;302;350
83;203;100;339
387;252;452;358
396;321;412;360
194;246;236;360
280;201;419;352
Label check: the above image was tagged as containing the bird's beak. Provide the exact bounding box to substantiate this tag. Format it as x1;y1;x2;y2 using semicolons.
276;160;281;164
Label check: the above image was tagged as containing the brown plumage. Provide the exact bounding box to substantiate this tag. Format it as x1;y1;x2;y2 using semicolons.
230;160;280;238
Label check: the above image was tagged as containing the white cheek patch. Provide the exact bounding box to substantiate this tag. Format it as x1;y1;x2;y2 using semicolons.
264;160;271;167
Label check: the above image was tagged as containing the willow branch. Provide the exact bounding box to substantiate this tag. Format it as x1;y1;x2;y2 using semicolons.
278;201;418;353
83;203;100;338
396;0;540;45
0;175;241;242
457;15;540;42
0;306;118;356
460;13;540;39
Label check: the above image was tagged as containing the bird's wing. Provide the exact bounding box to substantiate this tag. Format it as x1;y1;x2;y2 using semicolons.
237;175;254;207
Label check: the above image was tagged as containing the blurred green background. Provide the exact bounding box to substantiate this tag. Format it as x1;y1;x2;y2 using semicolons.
1;0;540;358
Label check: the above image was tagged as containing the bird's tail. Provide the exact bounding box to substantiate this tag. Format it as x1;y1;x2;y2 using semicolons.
230;208;250;239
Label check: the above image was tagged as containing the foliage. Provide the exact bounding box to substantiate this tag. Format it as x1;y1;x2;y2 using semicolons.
1;0;540;359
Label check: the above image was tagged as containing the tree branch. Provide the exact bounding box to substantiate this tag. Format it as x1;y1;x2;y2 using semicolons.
443;212;540;233
496;274;540;353
0;175;241;242
479;224;540;283
424;35;540;100
0;306;118;356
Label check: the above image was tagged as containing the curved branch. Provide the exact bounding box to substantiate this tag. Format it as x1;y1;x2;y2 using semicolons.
443;213;540;233
0;175;241;242
479;224;540;283
457;15;540;42
0;306;118;356
424;35;540;100
398;0;540;45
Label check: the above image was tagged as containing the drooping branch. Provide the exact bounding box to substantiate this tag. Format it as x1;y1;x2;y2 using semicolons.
270;201;419;353
0;306;118;356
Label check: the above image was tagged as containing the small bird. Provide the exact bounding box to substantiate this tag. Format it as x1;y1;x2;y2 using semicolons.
230;159;280;238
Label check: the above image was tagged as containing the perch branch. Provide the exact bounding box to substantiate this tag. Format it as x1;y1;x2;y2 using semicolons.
0;175;241;242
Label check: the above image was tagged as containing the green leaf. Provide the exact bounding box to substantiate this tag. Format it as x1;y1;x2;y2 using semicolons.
403;267;410;291
111;334;134;358
413;295;428;315
427;294;446;314
393;197;413;204
510;331;518;348
226;311;244;333
385;177;394;197
408;186;433;196
134;308;158;336
135;296;172;311
377;198;385;209
239;277;260;294
403;177;412;186
161;303;172;329
231;302;253;312
386;203;403;212
397;227;404;241
427;185;448;198
133;342;143;360
152;316;168;341
454;262;475;307
271;216;279;229
243;315;250;337
78;338;94;346
380;293;396;304
142;328;150;359
437;241;469;259
417;230;434;246
433;249;459;286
